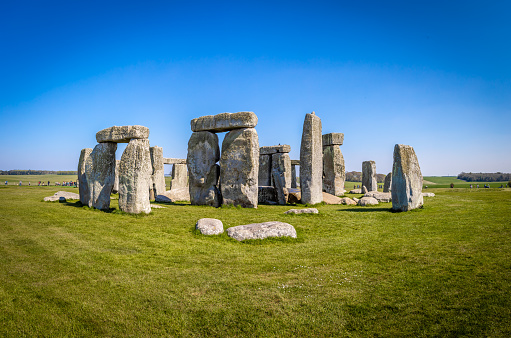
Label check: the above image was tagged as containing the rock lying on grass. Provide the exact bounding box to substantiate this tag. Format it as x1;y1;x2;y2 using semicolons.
322;192;343;204
227;221;297;241
150;204;166;209
196;218;224;235
353;197;360;203
284;208;318;214
364;191;392;203
44;191;80;202
349;188;362;194
339;197;357;205
422;192;435;197
358;196;379;206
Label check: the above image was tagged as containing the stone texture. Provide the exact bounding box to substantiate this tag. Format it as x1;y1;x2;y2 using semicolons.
171;164;188;189
358;196;379;206
272;170;289;205
220;128;259;208
96;125;149;143
150;204;166;209
155;187;191;203
362;186;368;194
353;197;360;203
227;221;297;241
322;133;344;146
259;144;291;155
150;146;166;197
364;191;392;203
187;131;221;207
272;153;292;188
112;160;120;194
258;186;277;204
340;197;357;205
163;158;187;165
196;218;224;235
392;144;424;212
284;208;318;214
119;138;152;214
91;142;117;210
349;188;362;194
323;144;345;196
291;164;297;188
422;192;435;197
44;191;80;202
383;172;392;192
78;148;93;206
258;154;272;186
362;161;377;192
191;112;258;132
287;188;301;204
321;192;342;204
300;112;323;204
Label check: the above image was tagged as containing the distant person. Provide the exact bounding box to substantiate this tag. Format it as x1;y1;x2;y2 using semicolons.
4;180;7;185
47;180;50;186
470;184;473;188
477;184;479;188
19;181;22;186
28;182;31;186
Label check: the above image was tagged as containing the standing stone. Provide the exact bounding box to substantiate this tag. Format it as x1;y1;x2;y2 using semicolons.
112;160;120;194
171;164;188;189
150;146;166;196
383;172;392;192
300;112;323;204
220;128;259;208
272;153;292;188
291;164;297;188
391;144;423;212
91;142;117;210
362;161;377;192
323;145;345;196
119;139;152;214
78;148;93;206
272;169;289;205
258;154;272;186
187;131;221;207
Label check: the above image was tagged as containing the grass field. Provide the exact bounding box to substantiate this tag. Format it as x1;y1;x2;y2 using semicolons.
1;184;510;336
423;176;509;189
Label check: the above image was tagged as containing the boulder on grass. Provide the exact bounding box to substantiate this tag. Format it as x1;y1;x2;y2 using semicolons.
322;192;342;204
196;218;224;235
227;221;297;241
284;208;318;214
358;196;378;206
339;197;357;205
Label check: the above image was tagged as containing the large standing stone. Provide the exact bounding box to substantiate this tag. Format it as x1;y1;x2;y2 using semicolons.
91;142;117;210
258;154;272;186
112;160;120;194
171;164;188;189
220;128;259;208
291;164;297;188
191;112;258;133
96;125;150;143
323;145;345;196
150;146;166;197
119;139;152;214
391;144;423;212
300;112;323;204
362;161;377;192
187;131;221;207
383;172;392;192
272;169;289;205
272;152;291;188
78;148;93;206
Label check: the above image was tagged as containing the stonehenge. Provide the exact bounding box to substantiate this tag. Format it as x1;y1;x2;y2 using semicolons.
322;132;345;196
391;144;423;212
187;112;259;208
383;172;392;192
258;144;292;205
362;160;377;192
150;146;166;197
300;112;323;204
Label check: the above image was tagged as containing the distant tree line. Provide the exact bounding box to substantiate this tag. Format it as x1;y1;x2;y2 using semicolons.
457;172;511;182
345;171;386;183
0;170;77;175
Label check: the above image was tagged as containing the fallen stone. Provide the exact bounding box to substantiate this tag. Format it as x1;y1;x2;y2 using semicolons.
191;112;258;132
220;128;259;208
300;112;323;204
322;133;344;146
91;142;117;210
96;125;149;143
322;192;343;204
422;192;435;197
284;208;318;214
44;191;80;202
150;204;166;209
259;144;291;155
391;144;424;212
227;221;297;241
362;161;377;192
349;189;362;194
358;196;379;206
78;148;93;206
339;197;357;205
196;218;224;235
353;197;360;203
364;191;392;203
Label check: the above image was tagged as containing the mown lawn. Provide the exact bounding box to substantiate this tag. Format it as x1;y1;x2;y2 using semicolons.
0;186;510;337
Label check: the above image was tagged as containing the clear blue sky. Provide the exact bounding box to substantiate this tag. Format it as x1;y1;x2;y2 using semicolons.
1;0;510;176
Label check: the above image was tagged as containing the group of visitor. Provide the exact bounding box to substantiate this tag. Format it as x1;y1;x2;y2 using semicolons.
55;181;77;187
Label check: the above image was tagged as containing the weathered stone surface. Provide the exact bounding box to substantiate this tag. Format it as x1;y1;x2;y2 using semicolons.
227;221;297;241
300;112;323;204
322;192;343;204
340;197;357;205
383;172;392;192
196;218;224;235
272;153;292;188
260;144;291;155
284;208;318;214
187;131;221;207
291;164;297;188
119;139;152;214
358;196;379;206
323;144;345;196
422;192;435;197
353;197;360;203
96;125;149;143
44;191;80;202
150;204;166;209
191;112;258;132
163;158;187;165
258;154;272;186
220;128;259;208
171;164;188;190
155;187;191;202
322;133;344;146
392;144;424;212
362;161;377;192
364;191;392;203
272;170;289;205
258;186;277;203
362;186;368;194
349;188;362;194
150;146;166;196
78;148;93;206
91;142;117;210
112;160;120;194
287;188;301;204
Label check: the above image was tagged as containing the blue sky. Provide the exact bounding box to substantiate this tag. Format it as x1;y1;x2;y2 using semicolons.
1;0;510;175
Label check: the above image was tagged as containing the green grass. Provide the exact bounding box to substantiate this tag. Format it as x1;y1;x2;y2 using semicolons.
423;176;508;189
0;174;78;186
1;185;510;336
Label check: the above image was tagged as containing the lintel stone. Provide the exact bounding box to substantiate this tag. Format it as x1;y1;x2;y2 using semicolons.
191;112;258;132
322;133;344;146
259;145;291;155
163;158;187;165
96;125;149;143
